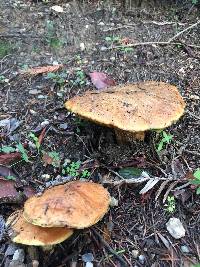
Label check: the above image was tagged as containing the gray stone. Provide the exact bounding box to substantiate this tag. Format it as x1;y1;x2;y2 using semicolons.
166;218;185;239
82;253;94;262
181;245;190;253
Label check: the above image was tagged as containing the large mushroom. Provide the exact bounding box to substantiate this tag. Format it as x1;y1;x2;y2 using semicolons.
6;210;73;246
65;81;186;143
23;181;110;229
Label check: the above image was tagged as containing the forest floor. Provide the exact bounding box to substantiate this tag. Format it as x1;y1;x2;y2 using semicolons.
0;0;200;266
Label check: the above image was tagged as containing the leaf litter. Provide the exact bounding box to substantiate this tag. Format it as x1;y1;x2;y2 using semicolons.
0;1;200;266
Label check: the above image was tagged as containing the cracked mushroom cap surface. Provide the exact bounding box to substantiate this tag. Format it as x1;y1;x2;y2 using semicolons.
65;81;186;132
23;181;110;228
6;210;73;246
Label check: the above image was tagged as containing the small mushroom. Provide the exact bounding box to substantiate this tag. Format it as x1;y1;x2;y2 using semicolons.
23;181;110;229
65;81;185;143
6;210;74;246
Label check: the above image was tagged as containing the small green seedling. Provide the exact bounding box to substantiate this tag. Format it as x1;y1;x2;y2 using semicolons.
62;161;91;178
0;145;16;153
72;69;86;86
47;72;68;86
0;75;9;83
29;133;40;153
192;0;198;4
191;169;200;195
45;20;62;49
119;47;134;53
62;161;81;177
1;143;29;163
80;169;91;179
165;196;176;213
105;36;120;42
0;41;14;58
157;131;173;152
6;175;16;181
16;143;29;162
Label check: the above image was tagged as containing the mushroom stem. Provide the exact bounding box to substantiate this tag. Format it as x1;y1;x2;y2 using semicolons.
114;129;145;143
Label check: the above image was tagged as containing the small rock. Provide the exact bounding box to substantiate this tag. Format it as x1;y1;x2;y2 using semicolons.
41;174;51;181
41;120;49;127
190;95;200;100
109;197;118;207
59;123;68;130
98;22;105;26
181;245;190;253
30;109;37;115
132;249;139;259
82;253;94;262
38;95;47;99
29;89;41;95
12;249;25;262
5;244;18;257
51;5;64;13
80;43;85;51
138;255;145;264
166;217;185;239
32;260;39;267
100;46;107;51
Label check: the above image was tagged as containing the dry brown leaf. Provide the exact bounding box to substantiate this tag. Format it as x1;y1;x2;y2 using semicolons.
0;152;21;165
22;65;63;75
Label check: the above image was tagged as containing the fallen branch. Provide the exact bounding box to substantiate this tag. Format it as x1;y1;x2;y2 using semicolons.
102;171;190;196
107;20;200;50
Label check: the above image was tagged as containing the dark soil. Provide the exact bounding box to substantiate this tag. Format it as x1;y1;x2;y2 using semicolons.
0;0;200;266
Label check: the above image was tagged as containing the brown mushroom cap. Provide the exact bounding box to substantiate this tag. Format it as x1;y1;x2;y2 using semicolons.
23;181;110;229
65;81;185;132
6;210;73;246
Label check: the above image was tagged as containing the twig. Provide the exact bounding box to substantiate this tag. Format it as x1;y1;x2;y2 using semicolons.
168;20;200;42
92;228;129;267
0;33;41;39
142;20;185;26
106;20;200;50
187;111;200;120
184;149;200;157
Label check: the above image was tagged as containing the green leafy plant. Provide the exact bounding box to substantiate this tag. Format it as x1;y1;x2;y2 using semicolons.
118;167;143;179
16;143;29;162
45;20;62;49
0;143;29;163
6;175;16;181
192;0;198;4
62;161;81;177
0;75;9;83
191;169;200;195
0;41;14;58
80;169;91;179
105;36;120;42
165;196;176;213
119;47;134;53
47;72;68;86
62;161;91;178
72;69;86;86
105;36;133;53
29;133;40;153
157;131;173;152
0;145;16;153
